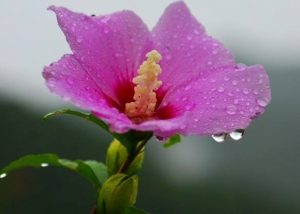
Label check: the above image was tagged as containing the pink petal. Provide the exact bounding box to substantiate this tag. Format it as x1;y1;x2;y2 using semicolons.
48;6;153;109
43;54;129;124
162;64;271;135
152;1;234;95
150;1;271;136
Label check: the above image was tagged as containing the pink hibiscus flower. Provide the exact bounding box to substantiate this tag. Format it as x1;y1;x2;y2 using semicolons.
43;1;271;139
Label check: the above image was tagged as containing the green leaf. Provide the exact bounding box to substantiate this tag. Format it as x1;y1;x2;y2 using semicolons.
0;154;108;187
123;206;149;214
42;109;148;153
163;134;181;148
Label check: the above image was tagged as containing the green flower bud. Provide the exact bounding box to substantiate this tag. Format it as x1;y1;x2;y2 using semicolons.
106;139;144;176
97;173;138;214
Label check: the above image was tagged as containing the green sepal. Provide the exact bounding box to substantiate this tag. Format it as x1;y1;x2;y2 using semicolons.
163;134;181;148
97;173;138;214
0;154;108;188
123;207;149;214
42;109;151;154
106;139;144;176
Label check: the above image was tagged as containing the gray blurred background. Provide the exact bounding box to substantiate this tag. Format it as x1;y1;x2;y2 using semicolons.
0;0;299;213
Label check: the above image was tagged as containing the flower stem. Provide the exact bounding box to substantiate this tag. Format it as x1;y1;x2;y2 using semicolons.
118;133;152;174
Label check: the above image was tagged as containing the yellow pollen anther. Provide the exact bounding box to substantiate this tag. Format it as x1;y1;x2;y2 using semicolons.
125;50;162;122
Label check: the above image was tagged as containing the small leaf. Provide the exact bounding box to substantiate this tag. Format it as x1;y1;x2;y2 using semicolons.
42;109;145;152
123;206;149;214
0;154;108;187
163;134;181;148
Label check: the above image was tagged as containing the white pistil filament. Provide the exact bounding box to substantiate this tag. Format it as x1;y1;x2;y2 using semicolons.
125;50;162;123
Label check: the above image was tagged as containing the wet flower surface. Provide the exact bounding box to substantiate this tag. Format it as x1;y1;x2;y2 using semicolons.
43;1;271;138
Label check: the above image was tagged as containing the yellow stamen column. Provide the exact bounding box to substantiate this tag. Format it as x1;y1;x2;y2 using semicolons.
125;50;162;122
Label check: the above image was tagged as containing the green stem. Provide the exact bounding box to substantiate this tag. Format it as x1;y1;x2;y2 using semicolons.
118;134;152;174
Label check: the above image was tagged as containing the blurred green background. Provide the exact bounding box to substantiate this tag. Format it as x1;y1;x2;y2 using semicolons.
1;0;299;213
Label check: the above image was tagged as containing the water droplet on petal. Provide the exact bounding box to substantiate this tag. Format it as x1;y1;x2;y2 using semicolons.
232;80;238;85
223;76;230;81
226;104;237;115
236;63;247;69
185;85;191;91
243;88;249;94
67;77;74;85
182;96;187;101
207;61;213;65
256;97;270;107
229;129;244;140
194;29;200;35
0;173;7;179
218;86;224;92
212;133;227;143
76;36;82;43
180;124;187;130
41;163;49;168
155;136;167;142
253;89;259;94
166;54;172;60
187;36;192;41
103;27;109;34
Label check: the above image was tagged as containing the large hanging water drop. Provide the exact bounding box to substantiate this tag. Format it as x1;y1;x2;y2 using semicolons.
229;129;244;140
212;133;227;143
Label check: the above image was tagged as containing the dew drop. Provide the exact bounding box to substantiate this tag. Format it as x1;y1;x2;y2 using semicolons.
103;27;109;34
243;88;249;94
41;163;49;168
256;97;269;107
212;133;227;143
185;103;195;110
233;99;239;104
232;80;238;85
180;124;187;130
229;129;244;140
212;50;218;55
236;63;247;69
194;29;200;35
253;89;259;94
155;136;167;142
0;173;7;179
218;86;225;92
187;36;192;41
223;76;230;81
226;104;237;115
67;77;74;85
194;118;199;122
166;54;172;60
76;36;82;43
87;95;94;102
185;85;191;91
207;61;213;65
